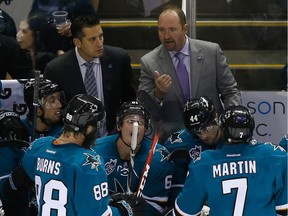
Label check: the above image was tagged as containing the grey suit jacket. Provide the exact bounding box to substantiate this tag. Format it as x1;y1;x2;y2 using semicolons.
139;38;241;142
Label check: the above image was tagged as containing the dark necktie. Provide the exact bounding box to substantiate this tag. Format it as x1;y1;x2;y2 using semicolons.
84;61;98;98
174;52;190;102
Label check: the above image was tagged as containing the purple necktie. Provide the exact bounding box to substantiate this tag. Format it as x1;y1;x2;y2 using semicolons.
174;52;190;102
84;61;98;98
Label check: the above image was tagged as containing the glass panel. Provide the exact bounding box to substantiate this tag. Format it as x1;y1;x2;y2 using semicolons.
97;0;182;18
196;0;287;20
195;0;287;91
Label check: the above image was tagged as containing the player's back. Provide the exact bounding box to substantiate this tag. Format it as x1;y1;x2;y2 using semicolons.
279;134;288;151
177;142;287;216
22;136;112;216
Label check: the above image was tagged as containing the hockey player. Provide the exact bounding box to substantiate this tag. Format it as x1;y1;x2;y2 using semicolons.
164;96;224;205
173;105;287;215
23;78;65;141
94;101;174;215
0;110;30;215
2;94;145;215
0;109;29;141
279;133;287;151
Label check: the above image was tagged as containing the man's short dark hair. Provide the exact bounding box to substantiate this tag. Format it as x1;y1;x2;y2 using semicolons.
71;15;100;40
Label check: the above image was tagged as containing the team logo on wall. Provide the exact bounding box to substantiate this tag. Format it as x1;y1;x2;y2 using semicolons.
13;103;27;115
0;79;28;118
17;79;29;84
1;88;11;99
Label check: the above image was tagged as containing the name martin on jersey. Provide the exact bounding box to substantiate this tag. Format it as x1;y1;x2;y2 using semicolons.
213;160;256;178
37;157;61;175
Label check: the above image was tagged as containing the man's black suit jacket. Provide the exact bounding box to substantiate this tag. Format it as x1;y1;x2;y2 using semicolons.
44;45;136;133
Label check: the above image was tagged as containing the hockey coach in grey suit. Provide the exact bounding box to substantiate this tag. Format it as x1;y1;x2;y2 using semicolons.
138;5;241;142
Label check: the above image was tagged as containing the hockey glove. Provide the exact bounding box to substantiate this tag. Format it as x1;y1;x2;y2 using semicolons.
168;148;191;170
109;193;147;216
3;165;34;202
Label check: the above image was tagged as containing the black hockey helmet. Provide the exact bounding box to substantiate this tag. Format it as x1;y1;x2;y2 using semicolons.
24;78;63;111
184;96;217;132
116;101;150;129
220;105;255;143
63;94;105;132
5;0;12;5
0;110;29;141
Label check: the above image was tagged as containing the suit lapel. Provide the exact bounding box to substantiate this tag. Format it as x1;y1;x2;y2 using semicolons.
99;50;112;105
69;49;86;93
189;38;204;98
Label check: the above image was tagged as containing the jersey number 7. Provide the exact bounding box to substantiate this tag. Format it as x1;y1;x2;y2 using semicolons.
222;178;248;216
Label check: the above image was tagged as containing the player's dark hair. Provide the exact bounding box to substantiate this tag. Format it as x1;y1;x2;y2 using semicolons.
26;14;51;53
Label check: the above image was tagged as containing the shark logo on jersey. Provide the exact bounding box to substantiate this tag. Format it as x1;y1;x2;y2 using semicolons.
265;142;286;152
155;147;170;162
169;131;184;144
111;178;125;193
189;145;202;161
83;153;101;171
117;161;129;176
27;144;33;150
105;159;117;175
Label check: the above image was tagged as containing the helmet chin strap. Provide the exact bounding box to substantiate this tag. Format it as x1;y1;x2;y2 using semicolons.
117;125;131;148
119;133;131;148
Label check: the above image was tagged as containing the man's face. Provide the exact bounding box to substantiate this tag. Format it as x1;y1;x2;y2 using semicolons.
158;10;187;52
194;123;220;146
119;114;146;149
74;25;104;61
41;92;63;124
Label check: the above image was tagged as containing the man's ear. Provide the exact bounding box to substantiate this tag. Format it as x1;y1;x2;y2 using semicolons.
73;38;81;48
116;124;121;131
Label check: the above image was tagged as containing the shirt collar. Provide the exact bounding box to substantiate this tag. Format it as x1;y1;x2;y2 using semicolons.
75;47;100;66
